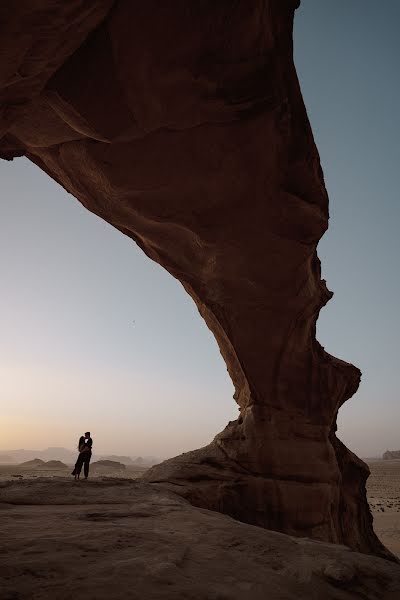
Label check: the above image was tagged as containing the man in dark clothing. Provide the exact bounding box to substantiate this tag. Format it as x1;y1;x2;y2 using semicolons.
72;432;93;480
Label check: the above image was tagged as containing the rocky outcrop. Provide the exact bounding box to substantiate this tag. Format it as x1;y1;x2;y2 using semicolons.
0;1;385;557
383;451;400;461
99;455;134;465
19;459;68;469
92;460;126;471
19;459;46;468
41;460;68;469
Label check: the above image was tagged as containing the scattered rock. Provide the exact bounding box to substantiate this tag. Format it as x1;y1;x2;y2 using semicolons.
99;455;134;465
92;460;126;471
19;459;45;468
323;561;356;585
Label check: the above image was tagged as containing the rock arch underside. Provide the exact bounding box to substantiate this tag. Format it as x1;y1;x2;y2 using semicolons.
0;0;389;559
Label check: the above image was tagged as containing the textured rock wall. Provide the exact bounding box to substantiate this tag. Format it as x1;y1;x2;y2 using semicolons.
0;1;388;558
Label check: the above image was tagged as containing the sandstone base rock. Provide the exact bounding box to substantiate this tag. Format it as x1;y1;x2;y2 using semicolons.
0;480;400;600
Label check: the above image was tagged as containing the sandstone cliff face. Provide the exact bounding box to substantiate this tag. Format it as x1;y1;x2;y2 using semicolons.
0;1;386;557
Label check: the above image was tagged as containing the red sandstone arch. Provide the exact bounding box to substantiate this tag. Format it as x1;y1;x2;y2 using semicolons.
0;1;389;558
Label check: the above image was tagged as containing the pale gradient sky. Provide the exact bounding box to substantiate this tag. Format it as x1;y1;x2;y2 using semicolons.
1;1;399;458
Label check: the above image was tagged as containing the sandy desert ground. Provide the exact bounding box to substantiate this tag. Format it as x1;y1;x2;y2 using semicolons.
366;459;400;557
0;463;147;482
0;459;400;599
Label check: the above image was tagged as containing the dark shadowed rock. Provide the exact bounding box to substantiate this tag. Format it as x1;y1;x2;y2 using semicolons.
0;0;387;559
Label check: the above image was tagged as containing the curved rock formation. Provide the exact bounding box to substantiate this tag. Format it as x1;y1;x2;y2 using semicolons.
0;1;387;557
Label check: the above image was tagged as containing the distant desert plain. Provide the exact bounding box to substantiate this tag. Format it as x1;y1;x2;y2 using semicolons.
0;458;149;482
367;459;400;557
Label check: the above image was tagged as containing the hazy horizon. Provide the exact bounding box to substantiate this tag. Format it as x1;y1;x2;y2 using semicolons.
0;444;388;461
0;446;162;461
1;1;399;459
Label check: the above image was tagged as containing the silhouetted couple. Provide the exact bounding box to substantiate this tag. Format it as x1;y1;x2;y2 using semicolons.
72;432;93;480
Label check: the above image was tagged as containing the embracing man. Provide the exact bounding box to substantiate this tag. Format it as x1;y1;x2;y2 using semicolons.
72;432;93;480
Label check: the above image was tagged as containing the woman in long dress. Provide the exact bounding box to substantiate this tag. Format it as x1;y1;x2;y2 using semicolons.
71;435;85;480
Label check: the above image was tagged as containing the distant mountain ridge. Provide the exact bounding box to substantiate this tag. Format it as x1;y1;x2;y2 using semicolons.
98;455;158;466
19;458;68;469
93;460;126;471
383;450;400;460
0;454;15;463
0;448;77;464
98;455;134;465
0;448;161;466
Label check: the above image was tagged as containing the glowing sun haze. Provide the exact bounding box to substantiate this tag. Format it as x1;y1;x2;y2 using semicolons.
0;0;399;459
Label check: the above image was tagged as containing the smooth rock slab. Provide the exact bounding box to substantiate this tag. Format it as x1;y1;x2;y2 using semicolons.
0;479;399;600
